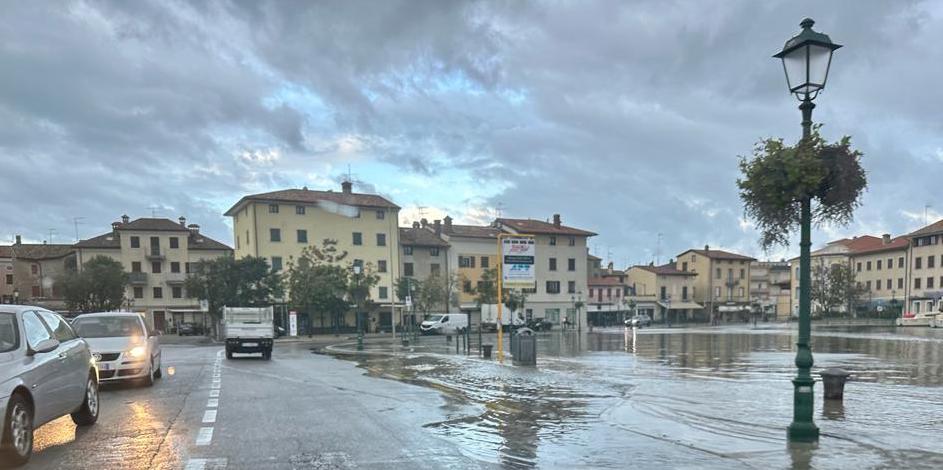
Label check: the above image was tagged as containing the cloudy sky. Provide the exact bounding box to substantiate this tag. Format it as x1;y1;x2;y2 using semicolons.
2;0;941;266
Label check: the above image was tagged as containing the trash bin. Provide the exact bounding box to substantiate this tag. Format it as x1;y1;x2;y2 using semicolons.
512;328;537;366
820;368;851;400
482;344;493;359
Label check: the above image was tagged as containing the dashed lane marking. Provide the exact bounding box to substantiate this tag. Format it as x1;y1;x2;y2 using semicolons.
196;427;214;446
203;409;217;423
207;398;219;408
184;458;227;470
209;389;220;397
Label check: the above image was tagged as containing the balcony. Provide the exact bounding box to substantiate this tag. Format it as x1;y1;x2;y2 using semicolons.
128;272;148;285
145;248;165;261
164;272;187;284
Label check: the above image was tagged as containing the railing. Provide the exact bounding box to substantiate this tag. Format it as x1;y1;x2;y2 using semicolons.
146;248;164;260
164;272;187;284
128;272;147;284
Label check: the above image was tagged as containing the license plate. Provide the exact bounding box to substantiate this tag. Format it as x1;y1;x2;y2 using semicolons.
98;363;112;371
242;342;257;347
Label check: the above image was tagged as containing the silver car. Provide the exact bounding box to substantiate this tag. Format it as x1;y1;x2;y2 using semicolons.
0;306;99;465
71;312;162;386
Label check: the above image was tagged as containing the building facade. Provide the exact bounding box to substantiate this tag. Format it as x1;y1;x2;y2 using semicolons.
74;216;232;331
437;217;501;314
905;220;943;315
750;261;792;320
676;246;755;322
495;215;595;329
849;234;909;314
226;182;401;332
1;236;76;311
586;274;630;326
626;263;700;323
399;222;451;318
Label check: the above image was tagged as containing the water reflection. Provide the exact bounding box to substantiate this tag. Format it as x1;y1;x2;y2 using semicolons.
822;400;845;420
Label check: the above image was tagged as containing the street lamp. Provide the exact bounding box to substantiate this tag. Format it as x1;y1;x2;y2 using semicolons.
570;291;583;332
774;17;841;443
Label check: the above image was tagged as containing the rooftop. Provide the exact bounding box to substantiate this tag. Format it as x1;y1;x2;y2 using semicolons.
9;244;75;260
225;186;399;215
0;245;11;258
680;247;755;261
495;217;596;237
633;263;697;276
908;219;943;238
444;224;502;239
850;236;909;255
399;227;449;247
75;218;231;251
588;276;627;286
115;218;190;232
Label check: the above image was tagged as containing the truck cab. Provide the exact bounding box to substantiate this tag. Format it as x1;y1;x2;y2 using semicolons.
223;307;274;360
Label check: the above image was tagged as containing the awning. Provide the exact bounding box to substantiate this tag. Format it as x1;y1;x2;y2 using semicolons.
718;305;750;312
657;301;703;310
168;309;204;313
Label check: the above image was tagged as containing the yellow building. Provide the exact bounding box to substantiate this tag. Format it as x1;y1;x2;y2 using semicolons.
225;182;401;332
437;217;501;312
74;216;232;331
849;235;909;313
625;263;700;323
675;246;755;322
905;219;943;315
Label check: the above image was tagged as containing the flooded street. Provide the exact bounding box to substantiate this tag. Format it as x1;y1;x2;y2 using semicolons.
337;325;943;469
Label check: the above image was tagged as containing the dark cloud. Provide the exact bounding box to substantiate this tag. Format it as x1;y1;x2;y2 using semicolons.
1;0;941;266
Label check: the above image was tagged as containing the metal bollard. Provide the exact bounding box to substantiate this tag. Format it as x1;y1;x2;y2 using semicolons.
820;368;851;400
482;344;493;359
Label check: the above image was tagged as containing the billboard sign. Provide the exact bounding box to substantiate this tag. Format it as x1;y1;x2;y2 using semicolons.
289;311;298;337
502;237;536;288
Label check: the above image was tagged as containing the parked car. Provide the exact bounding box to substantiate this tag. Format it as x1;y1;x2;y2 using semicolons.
625;314;653;328
0;305;99;465
71;312;162;386
420;314;469;335
526;318;554;331
177;322;201;336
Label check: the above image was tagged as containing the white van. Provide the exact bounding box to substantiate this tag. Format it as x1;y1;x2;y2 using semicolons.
419;313;468;335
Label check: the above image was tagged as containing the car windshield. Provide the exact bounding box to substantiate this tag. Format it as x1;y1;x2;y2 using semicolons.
72;316;144;338
0;313;18;352
427;315;443;322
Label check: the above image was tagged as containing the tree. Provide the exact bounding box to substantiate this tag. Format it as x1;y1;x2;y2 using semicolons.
503;289;527;315
348;262;380;331
810;261;861;318
185;256;283;332
738;129;867;249
286;240;349;333
59;256;128;312
418;273;447;314
474;268;499;306
396;276;422;306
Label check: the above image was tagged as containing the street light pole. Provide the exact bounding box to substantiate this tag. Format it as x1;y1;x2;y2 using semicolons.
774;17;841;443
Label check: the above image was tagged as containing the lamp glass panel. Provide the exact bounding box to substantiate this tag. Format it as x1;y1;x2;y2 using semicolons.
807;44;832;89
782;45;808;93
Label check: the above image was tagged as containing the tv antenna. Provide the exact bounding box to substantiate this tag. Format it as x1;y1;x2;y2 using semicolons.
72;217;85;242
47;228;57;244
148;205;161;217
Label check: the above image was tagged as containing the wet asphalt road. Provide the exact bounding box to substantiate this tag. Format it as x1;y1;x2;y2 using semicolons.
23;341;491;470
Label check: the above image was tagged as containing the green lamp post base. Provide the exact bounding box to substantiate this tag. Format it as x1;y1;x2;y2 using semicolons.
788;376;820;442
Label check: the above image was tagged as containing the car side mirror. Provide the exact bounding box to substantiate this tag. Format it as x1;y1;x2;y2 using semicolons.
28;338;60;355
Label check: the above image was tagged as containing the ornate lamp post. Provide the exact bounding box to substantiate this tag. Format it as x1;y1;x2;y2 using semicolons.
773;17;841;443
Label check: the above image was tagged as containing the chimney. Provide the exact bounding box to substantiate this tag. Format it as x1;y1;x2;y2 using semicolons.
179;216;186;227
121;214;130;224
704;244;710;251
882;233;891;244
412;221;420;228
444;215;453;233
420;218;428;229
433;219;442;235
553;213;561;227
187;224;200;236
341;181;352;194
112;222;120;233
607;261;614;273
14;235;21;245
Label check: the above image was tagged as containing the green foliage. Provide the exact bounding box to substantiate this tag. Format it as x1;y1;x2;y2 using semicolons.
59;256;129;312
474;268;499;306
503;289;527;314
184;256;283;318
347;262;380;311
810;261;863;317
738;129;867;249
396;276;421;305
286;243;349;324
418;273;447;313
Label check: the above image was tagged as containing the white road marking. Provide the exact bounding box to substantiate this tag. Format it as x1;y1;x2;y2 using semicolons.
203;409;217;423
196;427;214;446
207;398;219;408
211;381;221;389
209;389;220;397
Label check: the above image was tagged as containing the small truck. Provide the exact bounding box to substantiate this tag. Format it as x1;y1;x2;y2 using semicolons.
223;306;275;360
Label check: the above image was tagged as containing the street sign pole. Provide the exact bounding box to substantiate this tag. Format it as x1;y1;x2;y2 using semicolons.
497;234;505;363
497;233;536;363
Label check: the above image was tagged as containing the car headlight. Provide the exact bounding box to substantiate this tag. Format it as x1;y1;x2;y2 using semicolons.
127;346;147;359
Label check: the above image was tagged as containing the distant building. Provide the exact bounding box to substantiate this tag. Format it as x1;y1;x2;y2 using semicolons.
626;262;700;323
750;261;792;320
437;216;501;314
850;234;909;314
676;246;756;322
587;252;603;278
225;182;400;333
905;219;943;315
399;222;451;318
586;274;631;326
74;216;231;331
495;215;596;328
0;235;75;310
